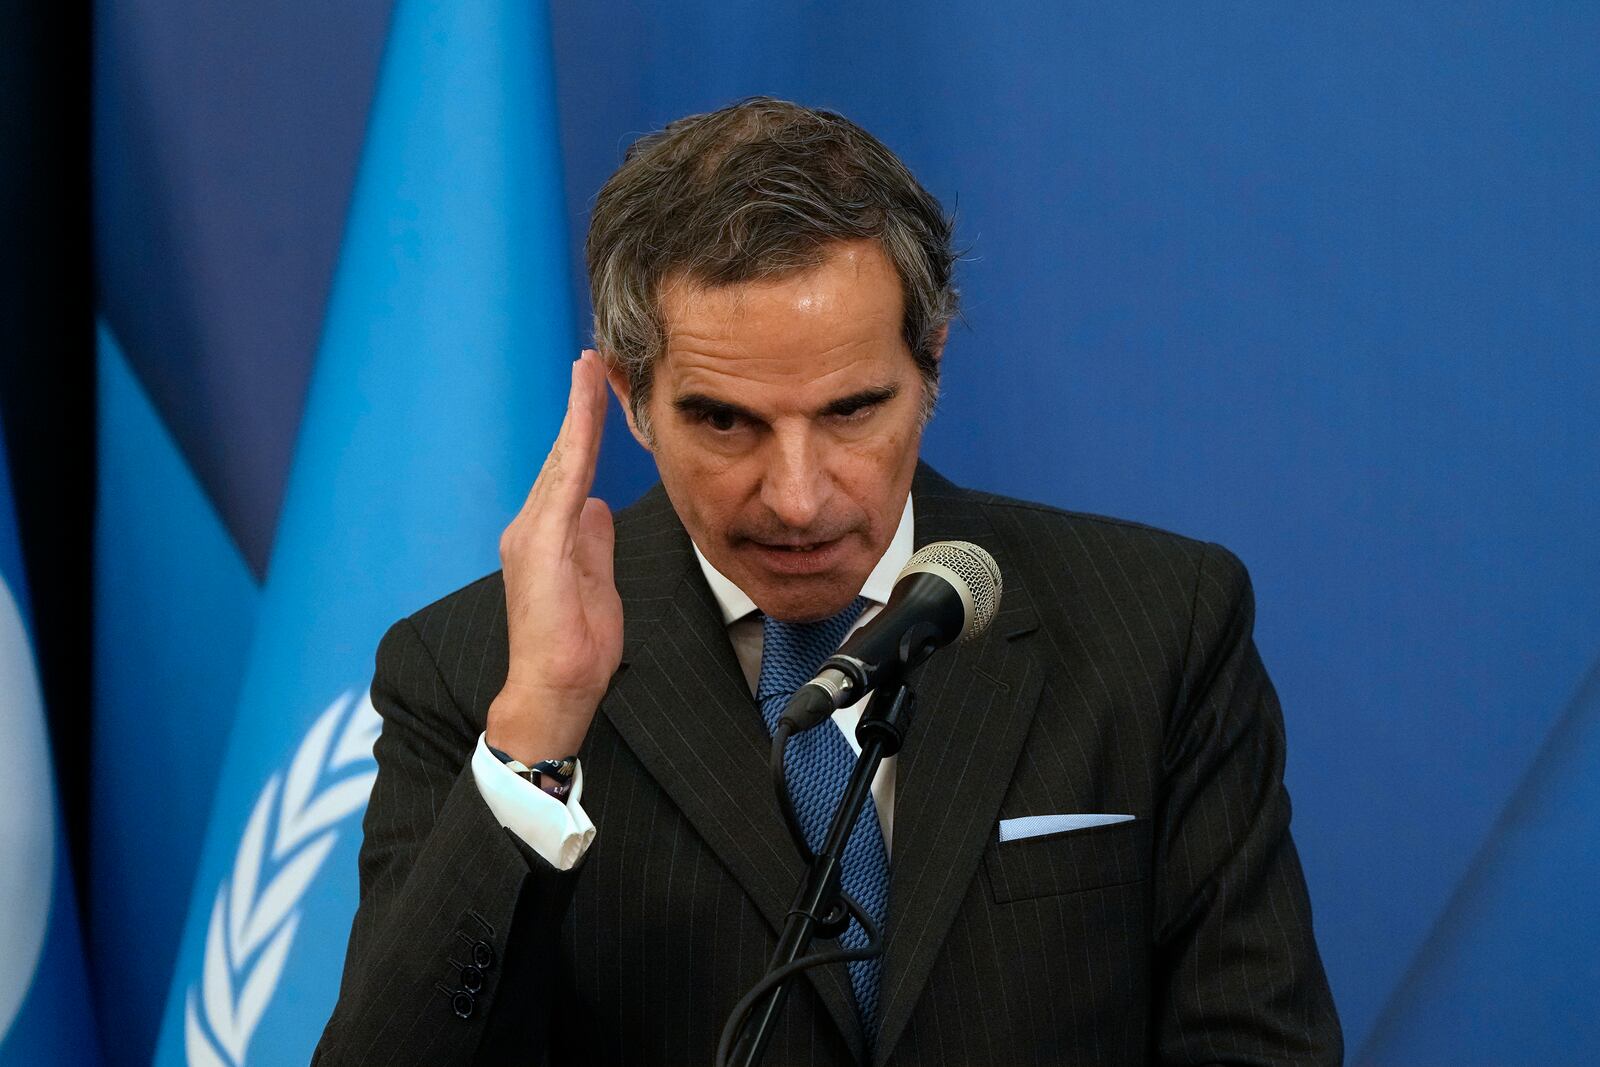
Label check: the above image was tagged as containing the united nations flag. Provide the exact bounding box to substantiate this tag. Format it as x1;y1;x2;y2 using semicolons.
149;0;574;1062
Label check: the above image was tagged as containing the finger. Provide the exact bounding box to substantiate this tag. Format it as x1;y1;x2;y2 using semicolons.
531;354;606;528
549;352;609;518
516;356;583;517
574;350;608;464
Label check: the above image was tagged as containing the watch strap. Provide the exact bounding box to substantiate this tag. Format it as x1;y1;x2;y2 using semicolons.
487;745;578;802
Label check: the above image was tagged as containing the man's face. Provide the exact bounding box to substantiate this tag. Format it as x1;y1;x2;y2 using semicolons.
609;239;936;623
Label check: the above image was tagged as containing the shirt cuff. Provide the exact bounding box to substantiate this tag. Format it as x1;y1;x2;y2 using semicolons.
470;732;596;870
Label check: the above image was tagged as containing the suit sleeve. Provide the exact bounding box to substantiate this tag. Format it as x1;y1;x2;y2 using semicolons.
1151;545;1343;1066
313;617;582;1066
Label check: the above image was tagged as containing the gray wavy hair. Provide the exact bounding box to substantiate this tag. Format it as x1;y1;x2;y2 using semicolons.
585;97;959;438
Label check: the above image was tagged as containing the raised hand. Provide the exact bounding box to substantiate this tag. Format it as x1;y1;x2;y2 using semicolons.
486;349;624;764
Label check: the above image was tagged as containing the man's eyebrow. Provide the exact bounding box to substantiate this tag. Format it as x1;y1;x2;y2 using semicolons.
671;384;900;422
672;393;763;422
819;385;898;417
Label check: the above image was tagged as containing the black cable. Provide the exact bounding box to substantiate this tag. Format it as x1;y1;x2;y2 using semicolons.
721;700;887;1065
713;892;883;1067
769;718;815;864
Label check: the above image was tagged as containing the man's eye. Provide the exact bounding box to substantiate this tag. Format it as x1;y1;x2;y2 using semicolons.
831;402;878;423
702;410;742;432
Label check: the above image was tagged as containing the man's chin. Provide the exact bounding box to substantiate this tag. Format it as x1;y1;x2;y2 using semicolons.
752;583;865;624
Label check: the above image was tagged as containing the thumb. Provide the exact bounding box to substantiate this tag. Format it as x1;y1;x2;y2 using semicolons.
575;496;616;587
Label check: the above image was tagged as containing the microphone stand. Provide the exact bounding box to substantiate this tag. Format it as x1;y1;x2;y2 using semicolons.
719;678;916;1067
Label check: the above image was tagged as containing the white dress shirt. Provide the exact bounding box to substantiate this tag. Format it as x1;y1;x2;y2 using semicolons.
472;494;915;871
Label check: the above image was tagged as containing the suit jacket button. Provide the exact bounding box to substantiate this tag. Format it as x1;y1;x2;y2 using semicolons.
472;940;495;970
451;991;475;1019
460;965;484;994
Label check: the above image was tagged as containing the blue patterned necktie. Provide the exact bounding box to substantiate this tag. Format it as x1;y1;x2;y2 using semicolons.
756;596;891;1046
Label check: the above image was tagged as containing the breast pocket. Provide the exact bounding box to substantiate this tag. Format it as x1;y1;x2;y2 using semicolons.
982;816;1151;904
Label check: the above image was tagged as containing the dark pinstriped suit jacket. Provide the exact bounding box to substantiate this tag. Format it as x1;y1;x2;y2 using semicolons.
315;464;1341;1066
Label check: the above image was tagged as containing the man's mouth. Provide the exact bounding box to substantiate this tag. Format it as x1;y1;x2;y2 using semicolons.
742;535;849;573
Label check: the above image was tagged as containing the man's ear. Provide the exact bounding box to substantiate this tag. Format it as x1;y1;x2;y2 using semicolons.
930;322;949;363
603;356;653;451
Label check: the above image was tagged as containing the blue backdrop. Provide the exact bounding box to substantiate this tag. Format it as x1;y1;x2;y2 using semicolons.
84;1;1599;1063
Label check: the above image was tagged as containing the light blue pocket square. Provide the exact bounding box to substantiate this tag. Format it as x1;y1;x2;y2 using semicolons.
998;813;1135;843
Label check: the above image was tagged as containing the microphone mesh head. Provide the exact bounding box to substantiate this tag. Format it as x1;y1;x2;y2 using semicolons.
905;540;1003;641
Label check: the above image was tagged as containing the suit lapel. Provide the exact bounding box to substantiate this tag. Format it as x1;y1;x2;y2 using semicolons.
598;489;869;1063
870;469;1045;1066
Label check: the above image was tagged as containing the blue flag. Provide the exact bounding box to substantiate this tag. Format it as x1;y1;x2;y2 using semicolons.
0;415;104;1064
151;0;574;1062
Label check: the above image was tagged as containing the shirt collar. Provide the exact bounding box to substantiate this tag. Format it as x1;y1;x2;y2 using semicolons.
691;493;916;626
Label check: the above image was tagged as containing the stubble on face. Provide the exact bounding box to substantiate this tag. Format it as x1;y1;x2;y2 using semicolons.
619;239;932;622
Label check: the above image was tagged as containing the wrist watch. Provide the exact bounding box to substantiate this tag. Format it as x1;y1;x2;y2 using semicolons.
488;745;578;802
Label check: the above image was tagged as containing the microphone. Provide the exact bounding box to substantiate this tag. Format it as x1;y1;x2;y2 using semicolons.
779;540;1002;732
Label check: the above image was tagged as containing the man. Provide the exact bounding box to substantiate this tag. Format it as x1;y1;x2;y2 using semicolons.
316;97;1341;1065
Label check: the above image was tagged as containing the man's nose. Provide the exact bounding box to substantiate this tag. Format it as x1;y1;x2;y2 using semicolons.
760;426;831;531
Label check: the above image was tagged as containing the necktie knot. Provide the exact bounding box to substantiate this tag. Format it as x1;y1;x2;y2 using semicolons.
755;596;869;706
